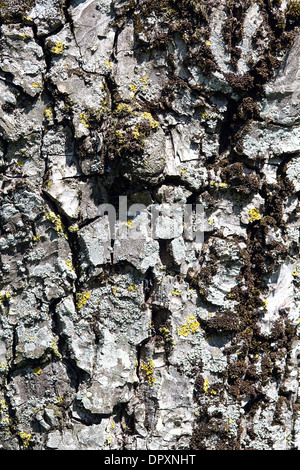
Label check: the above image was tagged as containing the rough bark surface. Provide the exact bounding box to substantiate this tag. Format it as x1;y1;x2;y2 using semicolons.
0;0;300;450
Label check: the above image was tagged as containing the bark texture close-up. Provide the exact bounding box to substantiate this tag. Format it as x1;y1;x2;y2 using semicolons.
0;0;300;451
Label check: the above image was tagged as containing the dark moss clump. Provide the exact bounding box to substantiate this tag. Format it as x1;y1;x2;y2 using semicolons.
185;43;218;75
220;161;261;194
222;0;253;70
237;96;259;120
191;415;240;450
262;176;295;229
221;162;244;184
252;55;281;85
206;309;242;334
1;103;15;113
131;0;218;76
226;359;259;400
226;72;255;92
286;0;300;24
0;0;36;22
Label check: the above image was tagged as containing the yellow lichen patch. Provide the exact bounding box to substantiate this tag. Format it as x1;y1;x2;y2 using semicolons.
45;211;66;238
0;399;7;412
158;326;170;338
57;396;64;405
115;103;133;114
18;432;32;449
141;359;156;386
68;223;79;233
51;42;65;55
44;107;53;122
292;266;298;277
76;291;91;309
159;326;175;348
129;83;137;94
248;208;261;223
128;283;137;292
18;33;29;40
131;126;142;140
140;111;159;129
140;76;149;87
115;129;125;143
79;112;89;128
105;60;112;68
177;314;200;337
187;314;200;334
203;378;210;393
177;324;190;337
171;289;181;296
0;291;11;304
33;235;40;243
208;216;214;226
126;219;134;229
262;299;268;310
33;366;42;376
32;82;42;88
66;259;75;272
112;286;118;296
0;361;8;372
51;338;62;359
